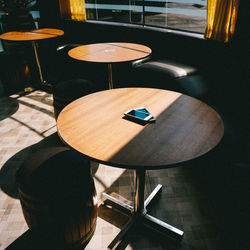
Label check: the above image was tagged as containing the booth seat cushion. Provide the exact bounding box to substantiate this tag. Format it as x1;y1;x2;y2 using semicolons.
133;59;198;79
122;58;211;103
130;58;199;91
175;75;209;101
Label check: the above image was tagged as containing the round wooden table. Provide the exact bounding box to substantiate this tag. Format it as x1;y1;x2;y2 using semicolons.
0;28;64;89
57;88;224;248
68;42;152;89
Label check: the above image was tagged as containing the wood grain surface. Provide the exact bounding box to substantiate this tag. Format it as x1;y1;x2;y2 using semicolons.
68;42;152;63
57;88;224;169
0;28;64;41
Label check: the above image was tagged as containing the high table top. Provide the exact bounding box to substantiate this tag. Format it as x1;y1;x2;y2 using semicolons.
57;88;224;170
68;42;152;63
0;28;64;41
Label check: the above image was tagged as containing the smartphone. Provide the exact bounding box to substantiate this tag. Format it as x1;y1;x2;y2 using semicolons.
124;109;153;122
135;107;149;113
135;107;156;122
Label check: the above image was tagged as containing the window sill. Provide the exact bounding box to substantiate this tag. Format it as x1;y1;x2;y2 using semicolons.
84;19;206;40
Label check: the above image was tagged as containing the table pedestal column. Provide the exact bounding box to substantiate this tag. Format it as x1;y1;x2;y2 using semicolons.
32;41;52;92
108;63;114;89
102;168;184;249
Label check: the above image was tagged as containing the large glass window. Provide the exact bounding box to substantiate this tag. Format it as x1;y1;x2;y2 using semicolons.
85;0;207;33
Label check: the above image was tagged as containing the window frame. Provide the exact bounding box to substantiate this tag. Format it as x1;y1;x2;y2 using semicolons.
84;0;207;35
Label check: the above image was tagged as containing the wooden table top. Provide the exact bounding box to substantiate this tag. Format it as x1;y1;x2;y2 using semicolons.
0;28;64;41
57;88;224;170
68;42;152;63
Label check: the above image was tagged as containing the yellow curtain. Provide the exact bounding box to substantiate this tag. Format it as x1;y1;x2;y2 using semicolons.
69;0;86;21
205;0;240;42
59;0;86;21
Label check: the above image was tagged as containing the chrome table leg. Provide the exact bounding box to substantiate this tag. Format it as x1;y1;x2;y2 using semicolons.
102;168;184;249
101;192;133;215
144;184;162;208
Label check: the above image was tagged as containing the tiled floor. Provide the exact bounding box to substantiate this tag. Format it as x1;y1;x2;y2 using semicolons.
0;87;234;250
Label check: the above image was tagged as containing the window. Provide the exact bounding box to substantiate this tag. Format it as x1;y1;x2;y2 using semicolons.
85;0;207;33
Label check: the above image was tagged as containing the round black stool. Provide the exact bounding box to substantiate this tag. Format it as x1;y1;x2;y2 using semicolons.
16;147;97;249
52;78;93;119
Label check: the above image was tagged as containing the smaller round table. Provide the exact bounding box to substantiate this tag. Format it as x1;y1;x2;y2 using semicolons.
68;42;152;89
0;28;64;89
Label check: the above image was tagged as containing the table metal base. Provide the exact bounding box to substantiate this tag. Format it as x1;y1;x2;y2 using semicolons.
102;169;184;249
39;81;53;93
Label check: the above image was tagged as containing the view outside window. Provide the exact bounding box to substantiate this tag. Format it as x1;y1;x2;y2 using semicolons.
85;0;207;33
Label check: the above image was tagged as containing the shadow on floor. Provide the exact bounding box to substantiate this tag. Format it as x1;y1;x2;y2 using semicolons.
0;132;64;199
0;96;19;121
5;228;72;250
96;164;223;250
98;202;192;250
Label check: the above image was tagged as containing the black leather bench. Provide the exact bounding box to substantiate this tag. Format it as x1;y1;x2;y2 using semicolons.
115;57;210;103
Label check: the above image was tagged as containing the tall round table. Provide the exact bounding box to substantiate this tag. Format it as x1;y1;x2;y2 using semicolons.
0;28;64;90
56;88;224;249
68;42;152;89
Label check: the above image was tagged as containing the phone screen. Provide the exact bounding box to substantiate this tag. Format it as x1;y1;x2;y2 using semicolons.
135;108;150;114
128;110;149;119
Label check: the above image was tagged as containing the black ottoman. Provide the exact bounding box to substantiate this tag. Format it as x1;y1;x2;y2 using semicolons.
16;147;97;249
52;78;93;119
